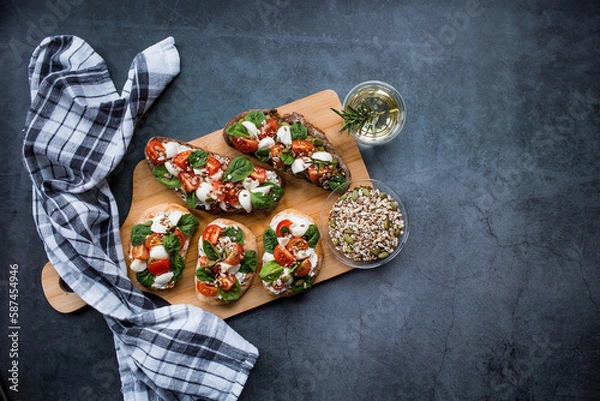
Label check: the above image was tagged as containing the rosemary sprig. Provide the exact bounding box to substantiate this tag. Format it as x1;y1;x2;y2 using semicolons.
331;99;383;135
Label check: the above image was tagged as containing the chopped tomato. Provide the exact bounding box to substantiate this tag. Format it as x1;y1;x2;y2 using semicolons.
173;228;186;246
273;244;296;267
196;280;218;297
232;136;259;153
206;156;221;176
291;139;315;157
223;243;244;266
218;275;237;291
147;258;171;276
269;144;286;168
198;255;210;267
307;164;333;184
172;150;193;170
202;224;223;245
276;219;293;237
213;181;240;205
249;167;267;183
286;237;309;253
178;171;200;192
145;232;163;248
260;118;279;138
131;244;149;261
294;259;312;278
145;140;166;165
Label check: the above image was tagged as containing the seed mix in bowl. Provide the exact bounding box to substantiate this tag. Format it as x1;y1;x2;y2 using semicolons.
328;185;405;262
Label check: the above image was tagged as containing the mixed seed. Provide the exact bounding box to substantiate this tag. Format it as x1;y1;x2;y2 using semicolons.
328;185;405;262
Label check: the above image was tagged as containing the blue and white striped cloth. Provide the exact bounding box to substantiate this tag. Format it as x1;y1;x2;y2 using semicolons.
22;35;258;401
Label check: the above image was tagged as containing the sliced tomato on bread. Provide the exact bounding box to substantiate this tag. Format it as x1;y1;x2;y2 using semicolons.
128;203;199;290
144;136;284;214
223;109;351;191
194;219;258;305
259;209;322;296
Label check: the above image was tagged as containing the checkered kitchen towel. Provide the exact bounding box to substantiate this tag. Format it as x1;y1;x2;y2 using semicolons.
22;35;258;400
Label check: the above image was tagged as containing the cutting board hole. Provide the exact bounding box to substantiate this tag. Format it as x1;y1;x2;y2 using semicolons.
58;278;74;293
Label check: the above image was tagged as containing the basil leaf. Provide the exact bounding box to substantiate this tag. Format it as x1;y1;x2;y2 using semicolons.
281;153;295;166
303;224;320;248
131;224;152;246
218;279;242;302
290;121;307;140
136;270;155;287
226;122;249;138
244;111;266;127
185;190;197;209
152;165;180;188
292;275;313;293
264;182;284;202
170;254;186;280
328;174;347;191
196;266;216;283
188;149;208;169
177;214;199;237
162;233;181;254
250;191;274;210
202;240;221;261
263;227;278;254
239;250;257;273
255;148;271;163
224;156;255;183
223;226;245;244
259;260;283;283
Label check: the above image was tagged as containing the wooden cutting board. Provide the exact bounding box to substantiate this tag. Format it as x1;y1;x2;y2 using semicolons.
41;89;370;319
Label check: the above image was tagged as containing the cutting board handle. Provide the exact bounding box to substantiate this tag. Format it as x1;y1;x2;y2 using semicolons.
41;262;87;313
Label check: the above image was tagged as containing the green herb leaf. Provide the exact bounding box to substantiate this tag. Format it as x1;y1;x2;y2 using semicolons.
226;122;249;138
263;181;284;202
239;250;257;273
202;240;221;261
328;174;347;191
292;275;313;293
263;227;278;254
196;265;216;283
290;121;307;140
259;260;283;283
131;224;152;246
188;149;208;169
244;111;266;127
222;226;245;244
281;153;295;166
152;165;180;188
170;254;186;280
177;214;199;237
224;156;254;183
136;269;155;287
162;233;181;254
331;100;383;135
255;148;271;162
303;224;320;248
250;190;274;210
218;279;242;302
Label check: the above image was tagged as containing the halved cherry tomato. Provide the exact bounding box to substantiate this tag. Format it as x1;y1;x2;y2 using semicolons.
286;237;309;253
260;118;279;138
145;140;167;165
218;275;237;291
173;228;186;247
274;244;296;267
172;149;193;170
223;243;244;266
270;144;286;168
147;258;171;276
294;259;312;278
307;164;333;184
145;232;164;248
196;280;218;297
232;136;259;153
198;255;210;267
276;219;293;237
249;167;267;183
202;224;223;245
178;171;200;192
291;139;315;157
131;244;149;261
206;156;221;176
213;181;240;205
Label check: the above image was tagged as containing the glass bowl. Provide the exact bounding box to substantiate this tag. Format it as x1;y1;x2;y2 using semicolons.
319;178;409;269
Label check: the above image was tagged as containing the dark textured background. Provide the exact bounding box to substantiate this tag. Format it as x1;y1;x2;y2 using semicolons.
1;1;599;400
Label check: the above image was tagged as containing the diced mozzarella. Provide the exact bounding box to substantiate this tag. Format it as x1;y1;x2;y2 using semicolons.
165;142;181;158
291;157;311;174
262;252;274;264
195;182;213;203
150;217;169;234
150;246;169;260
167;210;184;227
239;189;252;213
220;262;240;276
277;237;290;247
242;177;260;191
258;137;276;150
266;170;280;184
311;151;333;163
153;272;174;287
211;169;224;181
290;220;309;237
164;161;181;176
241;121;259;138
276;125;292;146
130;259;147;272
250;185;272;195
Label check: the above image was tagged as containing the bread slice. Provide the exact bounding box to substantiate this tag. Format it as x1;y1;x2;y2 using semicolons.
127;203;199;290
258;208;322;297
145;136;284;214
194;218;258;305
223;109;350;191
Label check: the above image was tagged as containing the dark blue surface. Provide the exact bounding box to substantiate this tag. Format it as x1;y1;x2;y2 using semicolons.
1;1;599;400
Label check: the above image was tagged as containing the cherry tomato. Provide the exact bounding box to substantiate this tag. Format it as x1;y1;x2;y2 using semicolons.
294;259;312;278
213;181;240;205
196;280;218;297
269;144;286;168
275;219;293;237
286;237;309;253
173;228;186;247
273;244;296;267
218;275;237;291
172;149;193;170
145;232;163;248
232;136;259;153
145;140;166;165
198;255;210;267
147;258;171;276
307;164;333;184
202;224;223;245
291;139;315;157
249;167;267;183
205;156;221;176
260;118;279;138
223;243;244;266
178;171;200;192
131;244;149;260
